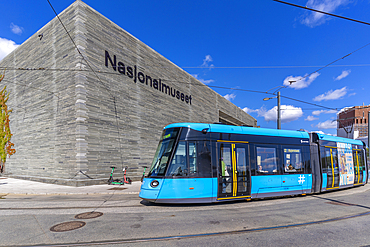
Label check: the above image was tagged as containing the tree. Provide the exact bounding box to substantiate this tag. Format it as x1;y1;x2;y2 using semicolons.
0;70;15;173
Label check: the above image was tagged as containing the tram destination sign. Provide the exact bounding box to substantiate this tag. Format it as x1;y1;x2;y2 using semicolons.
105;50;193;105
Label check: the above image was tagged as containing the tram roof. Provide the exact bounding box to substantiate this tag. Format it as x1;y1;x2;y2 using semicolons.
164;123;310;139
315;133;364;145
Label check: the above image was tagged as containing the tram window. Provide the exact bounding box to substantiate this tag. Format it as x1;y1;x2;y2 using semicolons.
321;147;339;172
189;142;197;174
236;148;247;173
166;141;211;177
167;142;188;176
353;150;364;177
256;146;278;174
196;141;211;177
283;147;304;173
320;147;331;173
188;141;211;177
332;149;339;170
221;145;232;177
358;151;366;172
149;128;180;177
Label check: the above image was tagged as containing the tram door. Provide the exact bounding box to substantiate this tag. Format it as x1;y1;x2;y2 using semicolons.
324;147;340;189
353;150;364;184
217;142;251;200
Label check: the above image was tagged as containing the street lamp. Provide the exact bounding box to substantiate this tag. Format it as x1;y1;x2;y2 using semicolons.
263;91;281;129
263;80;295;130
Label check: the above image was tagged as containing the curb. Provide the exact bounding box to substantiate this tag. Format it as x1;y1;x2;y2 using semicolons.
4;191;140;196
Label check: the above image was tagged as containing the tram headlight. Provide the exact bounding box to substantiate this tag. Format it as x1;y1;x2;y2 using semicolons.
150;180;159;188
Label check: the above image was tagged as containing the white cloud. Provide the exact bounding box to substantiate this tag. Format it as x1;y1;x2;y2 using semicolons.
313;87;347;101
335;70;351;81
326;109;338;114
10;23;23;35
301;0;350;27
312;110;324;116
312;109;338;115
256;105;303;123
191;74;214;84
201;55;214;68
0;37;19;61
283;72;320;89
316;119;337;129
242;107;257;114
224;93;236;101
199;78;214;84
305;115;318;121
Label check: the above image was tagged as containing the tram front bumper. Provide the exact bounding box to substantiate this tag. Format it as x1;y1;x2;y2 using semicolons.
139;178;163;202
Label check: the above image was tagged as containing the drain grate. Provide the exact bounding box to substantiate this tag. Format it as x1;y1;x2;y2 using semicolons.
50;221;86;232
108;187;127;190
326;201;354;206
75;212;103;219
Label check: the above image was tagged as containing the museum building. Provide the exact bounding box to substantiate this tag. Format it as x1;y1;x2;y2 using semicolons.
0;0;256;186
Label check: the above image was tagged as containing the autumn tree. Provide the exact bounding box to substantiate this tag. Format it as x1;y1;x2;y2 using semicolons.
0;70;15;173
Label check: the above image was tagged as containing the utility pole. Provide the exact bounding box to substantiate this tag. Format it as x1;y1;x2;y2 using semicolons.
277;91;281;130
264;86;285;130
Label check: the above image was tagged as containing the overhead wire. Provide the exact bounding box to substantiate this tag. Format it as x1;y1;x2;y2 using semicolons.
280;95;336;111
1;65;339;111
181;64;370;69
208;85;337;110
273;0;370;26
3;0;351;127
293;42;370;84
46;0;112;97
4;62;370;72
21;0;370;112
273;0;370;85
1;77;60;97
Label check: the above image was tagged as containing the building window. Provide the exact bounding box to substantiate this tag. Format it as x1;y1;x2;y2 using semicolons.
356;119;358;124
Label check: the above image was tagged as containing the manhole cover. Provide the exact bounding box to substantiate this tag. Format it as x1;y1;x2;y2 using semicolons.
326;201;354;206
108;187;127;190
75;212;103;219
50;221;86;232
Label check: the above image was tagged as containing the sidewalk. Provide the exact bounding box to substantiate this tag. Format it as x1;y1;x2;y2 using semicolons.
0;177;141;195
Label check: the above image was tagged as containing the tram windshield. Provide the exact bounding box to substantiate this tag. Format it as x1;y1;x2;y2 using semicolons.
148;128;180;177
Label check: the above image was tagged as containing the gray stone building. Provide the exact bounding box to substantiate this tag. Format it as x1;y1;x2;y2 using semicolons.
0;0;256;186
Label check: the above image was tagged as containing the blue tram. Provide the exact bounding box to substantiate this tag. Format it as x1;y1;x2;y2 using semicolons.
139;123;368;203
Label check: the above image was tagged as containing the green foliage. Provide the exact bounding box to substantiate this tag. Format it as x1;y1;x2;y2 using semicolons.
0;70;15;173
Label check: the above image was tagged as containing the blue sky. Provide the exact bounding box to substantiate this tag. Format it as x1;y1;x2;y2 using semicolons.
1;0;370;135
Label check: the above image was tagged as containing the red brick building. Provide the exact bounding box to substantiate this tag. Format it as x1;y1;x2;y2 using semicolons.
337;105;370;139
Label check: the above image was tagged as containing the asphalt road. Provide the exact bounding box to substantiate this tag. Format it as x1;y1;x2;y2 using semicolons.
1;186;370;246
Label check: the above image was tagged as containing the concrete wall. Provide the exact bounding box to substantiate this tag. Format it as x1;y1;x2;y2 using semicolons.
0;0;256;186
